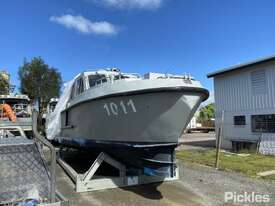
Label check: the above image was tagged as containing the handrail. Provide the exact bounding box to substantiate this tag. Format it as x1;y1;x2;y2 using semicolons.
32;110;56;203
0;126;27;138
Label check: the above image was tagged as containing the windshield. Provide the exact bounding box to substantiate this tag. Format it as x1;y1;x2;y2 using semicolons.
88;75;107;87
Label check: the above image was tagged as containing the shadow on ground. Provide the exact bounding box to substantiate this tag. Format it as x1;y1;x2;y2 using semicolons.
120;182;163;200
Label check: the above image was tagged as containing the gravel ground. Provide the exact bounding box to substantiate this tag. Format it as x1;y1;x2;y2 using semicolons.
178;161;275;206
177;132;275;205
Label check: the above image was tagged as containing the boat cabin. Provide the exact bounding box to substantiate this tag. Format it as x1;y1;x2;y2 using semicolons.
69;69;195;101
70;69;140;99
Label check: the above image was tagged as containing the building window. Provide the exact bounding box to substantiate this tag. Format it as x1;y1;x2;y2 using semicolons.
251;114;275;133
251;70;267;95
234;116;246;125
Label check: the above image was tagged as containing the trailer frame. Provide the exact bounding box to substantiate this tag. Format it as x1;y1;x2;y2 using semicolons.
57;150;179;193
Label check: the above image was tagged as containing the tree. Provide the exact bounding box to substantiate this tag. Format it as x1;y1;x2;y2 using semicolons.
0;72;9;95
197;103;215;127
18;57;62;114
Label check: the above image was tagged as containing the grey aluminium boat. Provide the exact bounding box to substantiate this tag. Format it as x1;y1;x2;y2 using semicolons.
48;69;209;175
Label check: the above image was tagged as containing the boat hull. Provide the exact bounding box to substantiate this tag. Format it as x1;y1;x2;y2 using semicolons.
60;90;204;144
55;89;206;175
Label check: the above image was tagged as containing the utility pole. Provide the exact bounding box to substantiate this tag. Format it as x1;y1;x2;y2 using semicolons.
215;110;224;169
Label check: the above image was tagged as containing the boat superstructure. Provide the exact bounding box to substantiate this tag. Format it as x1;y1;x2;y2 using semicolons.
47;68;209;176
47;98;59;114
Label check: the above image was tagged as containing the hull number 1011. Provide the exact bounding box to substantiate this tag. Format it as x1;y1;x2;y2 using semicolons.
103;99;137;116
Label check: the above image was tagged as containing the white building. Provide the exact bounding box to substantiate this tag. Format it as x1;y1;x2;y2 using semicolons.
207;55;275;150
186;110;200;129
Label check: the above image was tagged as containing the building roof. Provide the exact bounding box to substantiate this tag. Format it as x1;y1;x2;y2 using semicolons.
207;54;275;78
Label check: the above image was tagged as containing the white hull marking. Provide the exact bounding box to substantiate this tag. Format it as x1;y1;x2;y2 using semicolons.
103;99;137;116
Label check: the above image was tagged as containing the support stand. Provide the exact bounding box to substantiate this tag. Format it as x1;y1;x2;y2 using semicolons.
57;151;179;193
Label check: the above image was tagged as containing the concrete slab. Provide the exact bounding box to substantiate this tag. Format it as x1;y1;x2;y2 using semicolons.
257;170;275;177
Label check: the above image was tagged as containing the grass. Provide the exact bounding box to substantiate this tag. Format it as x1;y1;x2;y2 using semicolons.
176;149;275;181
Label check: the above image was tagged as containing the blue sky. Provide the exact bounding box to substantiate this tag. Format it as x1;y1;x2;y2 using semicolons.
1;0;275;94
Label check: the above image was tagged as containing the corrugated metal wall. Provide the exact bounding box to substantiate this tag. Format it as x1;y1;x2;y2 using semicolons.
213;60;275;146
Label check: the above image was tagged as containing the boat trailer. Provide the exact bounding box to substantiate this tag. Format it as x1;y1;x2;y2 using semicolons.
0;111;68;206
57;148;179;193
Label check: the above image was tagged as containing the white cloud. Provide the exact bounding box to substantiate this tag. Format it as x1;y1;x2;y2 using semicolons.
93;0;163;10
50;14;118;35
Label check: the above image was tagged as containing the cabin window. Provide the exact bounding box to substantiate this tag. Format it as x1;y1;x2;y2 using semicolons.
65;110;69;126
234;116;246;125
70;77;84;99
251;114;275;133
76;78;84;95
88;75;107;87
70;83;76;99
